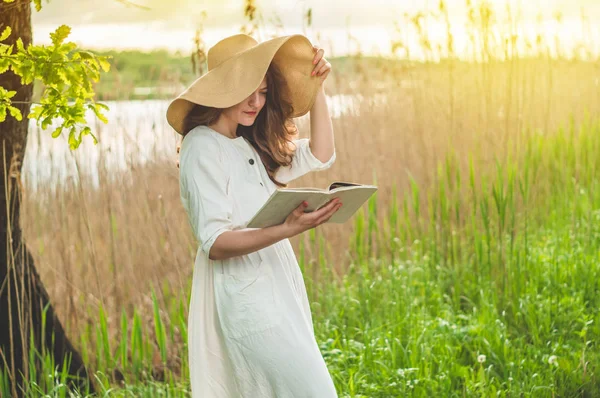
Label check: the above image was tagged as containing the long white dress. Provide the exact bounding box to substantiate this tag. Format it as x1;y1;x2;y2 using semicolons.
178;125;338;397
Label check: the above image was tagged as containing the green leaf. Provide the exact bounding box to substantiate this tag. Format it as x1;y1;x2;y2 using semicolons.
79;51;95;60
0;58;10;74
51;126;63;138
63;42;77;52
7;106;22;121
68;127;78;149
0;26;11;42
56;68;68;84
0;43;12;56
28;104;43;120
50;25;71;47
0;88;16;101
0;107;6;123
41;114;54;130
89;103;109;124
98;57;111;73
33;0;42;11
15;37;24;52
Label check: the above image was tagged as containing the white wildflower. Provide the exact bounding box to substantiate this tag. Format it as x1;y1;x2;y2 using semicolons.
477;354;486;364
548;355;558;366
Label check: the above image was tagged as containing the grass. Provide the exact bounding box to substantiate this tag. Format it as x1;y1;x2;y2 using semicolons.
5;0;600;395
307;119;600;396
8;115;600;397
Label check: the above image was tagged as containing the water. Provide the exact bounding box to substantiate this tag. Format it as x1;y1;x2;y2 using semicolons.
22;94;382;190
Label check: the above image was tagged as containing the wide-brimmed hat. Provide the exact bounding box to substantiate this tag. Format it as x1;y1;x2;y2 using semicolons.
166;33;321;135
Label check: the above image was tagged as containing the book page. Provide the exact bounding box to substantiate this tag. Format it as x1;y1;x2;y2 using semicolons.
328;181;362;191
324;186;378;223
280;187;327;192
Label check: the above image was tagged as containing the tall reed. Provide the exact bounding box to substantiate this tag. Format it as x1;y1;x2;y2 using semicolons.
9;1;600;394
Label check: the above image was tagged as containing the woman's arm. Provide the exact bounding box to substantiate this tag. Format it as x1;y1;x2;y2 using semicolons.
209;224;290;261
210;196;343;261
308;86;335;163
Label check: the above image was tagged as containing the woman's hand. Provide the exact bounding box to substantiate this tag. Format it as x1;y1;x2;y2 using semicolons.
282;198;342;238
311;45;331;86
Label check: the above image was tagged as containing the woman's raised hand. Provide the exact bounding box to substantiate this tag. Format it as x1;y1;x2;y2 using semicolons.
282;198;342;238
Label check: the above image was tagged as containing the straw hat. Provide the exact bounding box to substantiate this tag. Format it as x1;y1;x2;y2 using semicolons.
166;33;322;135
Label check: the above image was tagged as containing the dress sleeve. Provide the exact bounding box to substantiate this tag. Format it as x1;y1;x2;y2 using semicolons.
179;132;234;259
274;138;336;184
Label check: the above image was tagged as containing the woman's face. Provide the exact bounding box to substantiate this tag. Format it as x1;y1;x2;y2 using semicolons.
226;76;268;126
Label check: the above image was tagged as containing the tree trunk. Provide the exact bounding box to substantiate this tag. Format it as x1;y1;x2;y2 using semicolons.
0;1;96;396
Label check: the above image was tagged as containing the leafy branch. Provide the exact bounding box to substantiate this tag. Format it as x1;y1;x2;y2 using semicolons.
0;23;111;149
3;0;47;14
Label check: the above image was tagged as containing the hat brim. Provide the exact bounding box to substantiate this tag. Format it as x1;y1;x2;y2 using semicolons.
166;34;321;135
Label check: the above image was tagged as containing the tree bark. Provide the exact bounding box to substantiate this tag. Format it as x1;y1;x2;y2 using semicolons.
0;1;96;396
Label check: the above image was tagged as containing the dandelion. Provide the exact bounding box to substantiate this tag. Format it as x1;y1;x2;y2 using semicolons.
478;354;486;364
548;355;558;366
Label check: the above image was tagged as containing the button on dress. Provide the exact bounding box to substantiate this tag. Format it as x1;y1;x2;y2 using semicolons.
178;125;338;397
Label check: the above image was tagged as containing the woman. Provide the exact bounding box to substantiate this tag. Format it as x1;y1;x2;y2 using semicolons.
167;33;342;397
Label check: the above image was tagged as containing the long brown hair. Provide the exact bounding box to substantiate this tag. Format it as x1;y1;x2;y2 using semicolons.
179;62;299;188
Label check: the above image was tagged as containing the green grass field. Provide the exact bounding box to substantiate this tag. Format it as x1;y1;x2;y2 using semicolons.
5;117;600;397
6;1;600;394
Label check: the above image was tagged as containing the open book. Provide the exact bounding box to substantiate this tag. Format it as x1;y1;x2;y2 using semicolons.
246;181;378;229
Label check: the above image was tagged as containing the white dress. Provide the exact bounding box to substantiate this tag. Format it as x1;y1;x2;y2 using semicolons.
178;125;338;397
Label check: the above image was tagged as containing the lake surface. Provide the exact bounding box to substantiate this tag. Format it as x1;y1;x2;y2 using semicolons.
22;94;379;190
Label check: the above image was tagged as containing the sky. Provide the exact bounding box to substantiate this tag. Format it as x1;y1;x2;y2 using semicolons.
31;0;600;58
